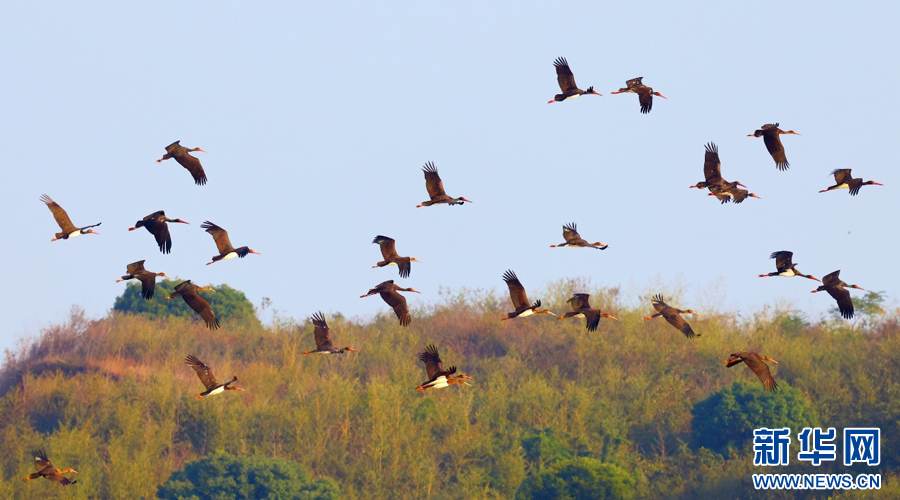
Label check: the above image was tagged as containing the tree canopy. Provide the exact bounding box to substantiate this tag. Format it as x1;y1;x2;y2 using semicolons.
516;457;636;500
113;279;259;327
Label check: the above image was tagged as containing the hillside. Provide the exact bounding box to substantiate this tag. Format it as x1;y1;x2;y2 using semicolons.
1;284;898;499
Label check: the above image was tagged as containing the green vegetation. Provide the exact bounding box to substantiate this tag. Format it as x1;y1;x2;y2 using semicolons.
113;279;259;328
0;283;899;499
157;451;339;500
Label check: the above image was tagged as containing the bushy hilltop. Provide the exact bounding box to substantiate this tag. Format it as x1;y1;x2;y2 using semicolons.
1;283;899;499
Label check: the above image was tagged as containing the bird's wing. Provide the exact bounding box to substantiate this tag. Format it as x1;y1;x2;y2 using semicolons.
381;289;411;326
770;251;794;272
201;221;235;254
625;77;643;88
40;194;78;233
703;143;723;183
126;260;146;275
33;450;52;472
174;151;208;185
183;290;219;329
44;471;76;486
419;344;445;380
397;257;412;279
763;132;789;170
144;219;173;254
311;311;334;350
584;310;601;332
822;270;841;287
743;355;778;392
827;286;855;319
553;57;577;93
831;169;852;185
503;270;530;309
165;141;182;154
731;188;749;204
373;235;398;260
562;223;581;244
651;294;668;313
664;312;697;338
137;272;157;300
637;89;653;114
723;353;745;368
422;162;447;199
185;354;219;390
568;293;591;311
848;178;863;196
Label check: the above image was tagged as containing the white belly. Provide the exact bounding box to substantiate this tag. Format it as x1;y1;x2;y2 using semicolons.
208;386;226;396
835;184;849;190
67;231;82;238
518;309;534;318
387;262;397;266
222;252;238;260
779;269;796;277
566;94;581;100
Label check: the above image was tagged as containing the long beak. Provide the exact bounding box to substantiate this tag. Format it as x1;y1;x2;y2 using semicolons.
250;250;261;255
127;227;136;231
736;182;747;187
234;387;245;391
605;314;619;321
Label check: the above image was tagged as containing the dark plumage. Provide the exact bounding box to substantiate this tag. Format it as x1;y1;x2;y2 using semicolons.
40;194;100;241
501;270;555;320
302;312;358;354
360;280;421;327
166;280;219;329
812;270;864;320
819;169;883;196
116;260;170;300
723;352;779;392
748;123;799;171
758;251;819;281
184;354;243;398
549;57;600;102
550;223;608;249
417;162;472;207
557;293;617;332
372;235;420;278
644;294;699;338
201;221;260;265
157;140;208;185
128;210;188;254
23;449;77;486
610;77;666;114
416;344;473;391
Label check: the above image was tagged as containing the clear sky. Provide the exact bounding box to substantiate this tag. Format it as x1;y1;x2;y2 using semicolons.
2;1;898;353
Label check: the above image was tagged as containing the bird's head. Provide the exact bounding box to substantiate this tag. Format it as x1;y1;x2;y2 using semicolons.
84;229;99;235
586;87;601;96
865;181;884;186
410;258;423;263
198;285;215;292
406;288;422;294
156;272;171;279
601;313;618;321
682;309;700;316
227;386;245;392
783;130;800;135
190;147;207;153
249;249;262;255
689;182;706;189
749;193;762;199
734;181;747;188
806;275;821;282
748;130;764;137
172;218;190;224
456;197;473;204
342;347;360;353
760;356;779;364
653;91;667;99
849;285;865;291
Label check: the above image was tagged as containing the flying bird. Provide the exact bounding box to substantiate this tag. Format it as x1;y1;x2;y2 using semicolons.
501;270;555;320
748;123;799;171
722;352;779;392
644;294;699;338
165;280;219;329
184;354;244;398
22;449;77;486
548;57;600;103
372;235;420;278
758;251;819;281
128;210;188;254
360;280;420;327
690;142;745;192
610;77;666;113
302;312;359;354
811;270;864;319
417;162;472;207
157;140;208;185
819;169;883;196
416;344;473;392
550;223;608;249
116;260;170;300
557;293;617;332
201;221;260;265
40;194;100;241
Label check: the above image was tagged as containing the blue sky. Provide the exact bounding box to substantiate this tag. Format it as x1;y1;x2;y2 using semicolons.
2;1;898;353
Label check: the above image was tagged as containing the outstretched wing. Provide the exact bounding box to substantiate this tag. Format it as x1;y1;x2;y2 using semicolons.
664;313;697;339
827;286;854;319
40;194;78;234
183;289;220;330
380;289;411;326
126;260;146;275
567;293;591;311
831;169;853;186
821;270;841;287
201;221;236;254
373;235;398;260
562;223;581;244
422;162;447;199
138;273;157;300
311;311;334;350
651;294;669;313
503;270;530;310
33;449;52;472
419;344;455;380
553;57;578;93
174;150;208;185
770;251;794;272
761;125;789;170
741;354;778;392
703;143;723;184
185;354;219;390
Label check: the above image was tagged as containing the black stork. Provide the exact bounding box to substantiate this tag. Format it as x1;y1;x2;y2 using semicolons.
184;354;244;398
723;352;779;392
128;210;188;254
690;142;745;192
40;194;100;241
302;312;359;354
644;294;699;338
201;221;260;265
165;281;219;330
416;344;473;392
417;162;472;207
157;140;208;185
116;260;170;300
759;251;819;281
812;270;864;319
501;270;555;320
557;293;617;331
748;124;799;171
610;77;666;113
372;235;420;278
22;450;77;486
360;280;420;327
819;169;883;196
550;222;608;249
549;57;600;103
